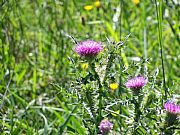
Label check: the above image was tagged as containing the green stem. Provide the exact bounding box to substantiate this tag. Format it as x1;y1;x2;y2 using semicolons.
133;93;142;134
86;89;96;120
155;0;167;99
163;113;177;134
89;62;102;88
118;0;123;131
89;62;103;128
102;52;115;86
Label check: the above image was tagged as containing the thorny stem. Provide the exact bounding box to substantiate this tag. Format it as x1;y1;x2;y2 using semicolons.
86;89;97;120
89;62;103;128
102;52;115;86
89;62;102;88
163;113;178;135
133;92;143;134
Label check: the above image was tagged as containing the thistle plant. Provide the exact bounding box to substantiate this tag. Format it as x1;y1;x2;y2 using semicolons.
163;101;180;134
125;76;147;133
74;39;104;133
70;35;178;134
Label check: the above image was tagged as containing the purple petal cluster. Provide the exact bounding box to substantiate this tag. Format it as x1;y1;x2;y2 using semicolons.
75;40;102;57
99;119;113;134
164;102;180;114
125;76;147;90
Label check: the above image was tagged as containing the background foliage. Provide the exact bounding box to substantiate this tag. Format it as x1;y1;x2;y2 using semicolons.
0;0;179;134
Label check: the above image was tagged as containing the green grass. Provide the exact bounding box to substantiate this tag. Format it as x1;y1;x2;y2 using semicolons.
0;0;179;134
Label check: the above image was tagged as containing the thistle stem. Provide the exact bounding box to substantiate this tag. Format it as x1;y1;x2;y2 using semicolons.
133;92;142;134
89;62;103;127
163;113;177;135
102;52;115;86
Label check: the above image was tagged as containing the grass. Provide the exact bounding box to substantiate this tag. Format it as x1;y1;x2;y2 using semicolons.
0;0;180;134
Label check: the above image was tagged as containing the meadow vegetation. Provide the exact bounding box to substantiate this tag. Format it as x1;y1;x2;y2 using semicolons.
0;0;180;134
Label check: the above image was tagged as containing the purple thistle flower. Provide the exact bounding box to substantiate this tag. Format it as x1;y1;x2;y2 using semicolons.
75;40;103;57
125;76;147;90
99;119;113;134
164;101;180;127
164;102;180;114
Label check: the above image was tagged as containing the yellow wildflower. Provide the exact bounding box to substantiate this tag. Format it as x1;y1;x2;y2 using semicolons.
133;0;140;5
81;63;88;70
94;1;101;8
84;5;93;11
109;83;118;91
